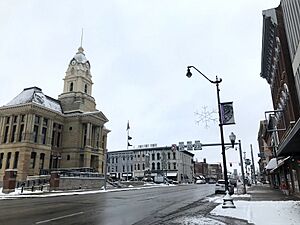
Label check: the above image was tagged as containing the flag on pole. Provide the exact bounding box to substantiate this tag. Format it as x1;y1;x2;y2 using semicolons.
127;120;130;130
128;135;132;140
128;142;132;147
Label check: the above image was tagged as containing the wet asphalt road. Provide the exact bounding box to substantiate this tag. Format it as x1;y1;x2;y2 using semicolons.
0;184;215;225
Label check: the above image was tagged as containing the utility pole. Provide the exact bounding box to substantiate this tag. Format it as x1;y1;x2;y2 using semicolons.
250;144;257;184
238;140;246;194
243;151;247;176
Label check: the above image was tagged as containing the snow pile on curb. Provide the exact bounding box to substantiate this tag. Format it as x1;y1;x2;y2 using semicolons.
210;200;300;225
173;215;225;225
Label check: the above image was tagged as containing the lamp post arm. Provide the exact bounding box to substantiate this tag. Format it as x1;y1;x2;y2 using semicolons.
187;66;222;84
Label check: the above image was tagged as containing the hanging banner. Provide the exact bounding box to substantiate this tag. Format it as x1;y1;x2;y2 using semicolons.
220;102;235;125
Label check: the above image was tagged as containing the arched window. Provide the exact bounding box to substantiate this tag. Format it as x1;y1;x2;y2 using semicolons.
137;164;140;170
157;153;160;160
69;82;73;92
84;84;88;93
152;162;155;170
39;153;45;169
157;162;160;170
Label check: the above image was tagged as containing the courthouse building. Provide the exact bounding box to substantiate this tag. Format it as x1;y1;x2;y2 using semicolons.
0;46;110;183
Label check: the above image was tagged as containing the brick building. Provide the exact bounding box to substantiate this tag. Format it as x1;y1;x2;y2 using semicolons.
259;1;300;195
108;145;194;183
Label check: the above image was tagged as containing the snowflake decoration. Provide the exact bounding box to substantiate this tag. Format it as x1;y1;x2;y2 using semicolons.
195;106;218;129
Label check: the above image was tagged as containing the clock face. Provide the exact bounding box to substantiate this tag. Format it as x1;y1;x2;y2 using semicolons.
33;93;45;104
71;60;76;65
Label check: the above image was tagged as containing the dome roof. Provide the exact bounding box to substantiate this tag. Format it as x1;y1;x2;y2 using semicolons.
73;47;88;63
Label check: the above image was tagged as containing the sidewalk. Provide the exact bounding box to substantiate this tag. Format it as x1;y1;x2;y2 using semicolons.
209;183;300;225
245;183;300;201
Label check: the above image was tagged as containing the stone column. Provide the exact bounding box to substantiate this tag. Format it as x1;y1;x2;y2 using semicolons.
86;123;91;147
0;117;5;144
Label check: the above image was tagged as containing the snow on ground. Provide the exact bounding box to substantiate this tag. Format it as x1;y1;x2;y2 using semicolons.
2;184;300;225
173;215;226;225
210;200;300;225
0;183;173;199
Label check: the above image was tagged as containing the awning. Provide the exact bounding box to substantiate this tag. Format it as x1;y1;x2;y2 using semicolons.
167;172;177;177
265;158;278;170
270;156;290;173
277;119;300;156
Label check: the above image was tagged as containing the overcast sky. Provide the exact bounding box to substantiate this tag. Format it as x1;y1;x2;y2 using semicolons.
0;0;280;172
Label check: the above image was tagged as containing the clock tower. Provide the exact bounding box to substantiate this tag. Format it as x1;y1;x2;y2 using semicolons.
58;46;96;112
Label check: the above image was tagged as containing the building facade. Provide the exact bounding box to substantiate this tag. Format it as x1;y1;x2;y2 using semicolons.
194;159;223;183
107;145;194;183
0;46;109;183
260;2;300;196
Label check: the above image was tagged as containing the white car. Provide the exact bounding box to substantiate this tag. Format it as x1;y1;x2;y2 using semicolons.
215;179;226;194
196;179;206;184
215;179;234;194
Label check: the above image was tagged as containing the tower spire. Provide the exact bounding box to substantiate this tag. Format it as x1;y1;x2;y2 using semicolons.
80;28;83;47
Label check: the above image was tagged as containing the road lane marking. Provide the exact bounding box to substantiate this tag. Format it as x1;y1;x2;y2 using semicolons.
35;212;84;224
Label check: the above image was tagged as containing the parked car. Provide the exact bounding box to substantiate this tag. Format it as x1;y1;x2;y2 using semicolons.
215;179;234;195
142;177;153;182
208;179;216;184
196;179;206;184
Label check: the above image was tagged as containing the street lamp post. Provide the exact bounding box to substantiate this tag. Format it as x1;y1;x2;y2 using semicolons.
238;140;246;194
229;132;246;194
186;66;229;191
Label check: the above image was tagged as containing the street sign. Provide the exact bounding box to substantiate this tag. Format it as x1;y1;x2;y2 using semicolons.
187;141;193;151
194;140;202;150
178;142;185;151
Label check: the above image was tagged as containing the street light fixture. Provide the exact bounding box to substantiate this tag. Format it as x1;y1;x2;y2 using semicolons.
186;66;229;192
229;132;236;148
228;132;246;194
